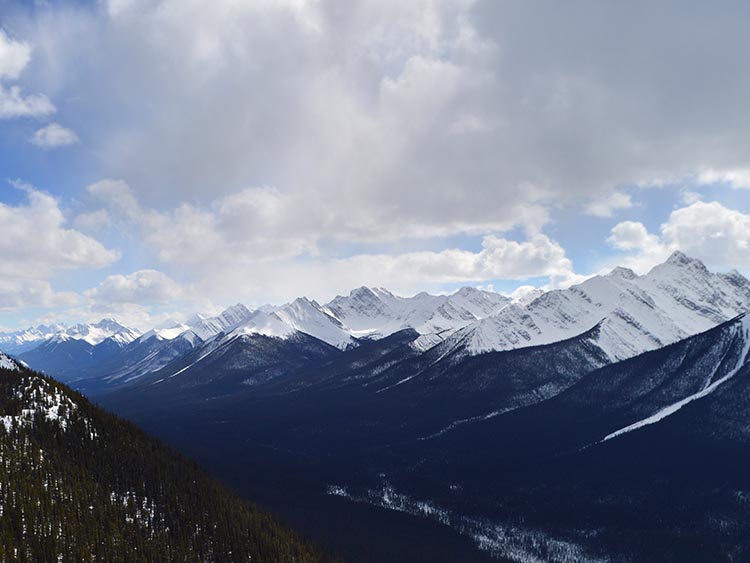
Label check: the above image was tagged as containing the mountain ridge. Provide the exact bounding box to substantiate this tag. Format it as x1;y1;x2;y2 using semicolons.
16;252;750;395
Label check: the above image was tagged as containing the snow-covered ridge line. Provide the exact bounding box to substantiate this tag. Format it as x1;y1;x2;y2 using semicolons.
8;252;750;371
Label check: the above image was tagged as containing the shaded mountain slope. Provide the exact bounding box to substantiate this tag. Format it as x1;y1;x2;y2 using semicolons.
0;358;332;563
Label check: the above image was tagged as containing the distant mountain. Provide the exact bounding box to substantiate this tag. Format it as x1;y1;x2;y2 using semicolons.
0;324;65;354
1;318;140;358
0;358;330;562
18;320;143;384
324;286;510;347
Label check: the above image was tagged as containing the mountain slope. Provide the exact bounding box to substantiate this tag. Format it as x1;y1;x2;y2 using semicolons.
0;360;330;562
144;330;341;396
371;314;750;562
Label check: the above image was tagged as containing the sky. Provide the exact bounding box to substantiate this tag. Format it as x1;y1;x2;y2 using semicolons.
1;0;750;330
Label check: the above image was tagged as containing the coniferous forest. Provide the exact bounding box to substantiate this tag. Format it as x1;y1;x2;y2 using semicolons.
0;365;332;562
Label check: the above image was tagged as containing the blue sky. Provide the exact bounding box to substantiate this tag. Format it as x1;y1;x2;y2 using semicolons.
1;0;750;330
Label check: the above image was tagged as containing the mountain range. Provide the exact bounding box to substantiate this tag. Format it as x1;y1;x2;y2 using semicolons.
7;250;750;561
13;251;750;397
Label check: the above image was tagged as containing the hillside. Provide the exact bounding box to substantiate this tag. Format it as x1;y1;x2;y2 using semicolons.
0;355;331;563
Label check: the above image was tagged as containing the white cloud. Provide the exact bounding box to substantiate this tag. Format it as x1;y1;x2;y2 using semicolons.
608;221;661;253
0;183;118;313
83;178;581;303
0;84;55;119
85;269;184;304
0;30;31;80
86;180;579;299
585;191;633;218
0;184;119;279
607;201;750;273
680;189;702;205
696;168;750;189
30;122;79;148
12;0;750;238
0;279;80;312
333;234;574;284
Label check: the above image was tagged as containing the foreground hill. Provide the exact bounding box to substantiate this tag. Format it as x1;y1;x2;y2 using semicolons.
0;352;329;563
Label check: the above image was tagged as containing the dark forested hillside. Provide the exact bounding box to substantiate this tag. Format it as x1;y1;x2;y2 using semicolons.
0;363;331;563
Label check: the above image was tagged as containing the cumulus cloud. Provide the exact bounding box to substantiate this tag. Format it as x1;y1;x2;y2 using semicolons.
85;179;579;301
696;168;750;190
0;84;55;118
0;30;31;80
607;201;750;273
332;234;575;284
30;122;79;148
1;184;119;278
85;269;184;304
0;279;80;312
0;184;118;312
0;27;56;122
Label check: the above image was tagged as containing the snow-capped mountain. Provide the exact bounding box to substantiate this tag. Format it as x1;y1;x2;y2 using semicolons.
438;251;750;361
228;298;354;350
324;286;510;342
0;319;140;355
186;304;254;340
65;319;141;346
0;324;66;354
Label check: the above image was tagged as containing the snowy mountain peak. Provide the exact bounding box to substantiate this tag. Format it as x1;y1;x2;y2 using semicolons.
185;304;255;341
665;250;692;265
215;303;254;328
608;266;637;280
185;313;206;326
93;318;127;331
663;250;708;271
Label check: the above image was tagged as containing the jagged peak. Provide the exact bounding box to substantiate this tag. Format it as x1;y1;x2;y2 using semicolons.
349;286;377;298
608;266;637;280
720;269;750;285
664;250;706;269
221;303;251;316
455;286;480;296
